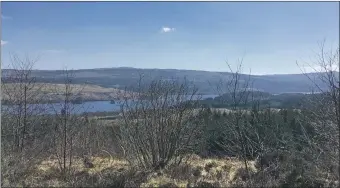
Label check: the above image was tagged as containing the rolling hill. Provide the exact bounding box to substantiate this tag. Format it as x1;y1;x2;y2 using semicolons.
2;67;337;95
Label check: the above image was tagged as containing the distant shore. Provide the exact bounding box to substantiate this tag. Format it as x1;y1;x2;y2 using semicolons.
1;83;132;105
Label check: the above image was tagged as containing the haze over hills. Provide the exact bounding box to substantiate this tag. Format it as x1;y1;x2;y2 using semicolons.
2;67;336;94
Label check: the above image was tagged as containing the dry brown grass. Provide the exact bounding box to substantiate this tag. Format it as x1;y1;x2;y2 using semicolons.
6;153;336;187
6;156;129;187
6;144;337;187
141;154;257;188
3;154;260;188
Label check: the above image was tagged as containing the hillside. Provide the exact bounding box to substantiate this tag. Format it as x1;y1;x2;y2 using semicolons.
2;67;336;94
199;91;313;109
1;83;128;104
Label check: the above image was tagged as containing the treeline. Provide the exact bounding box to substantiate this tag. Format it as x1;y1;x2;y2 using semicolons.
199;91;316;109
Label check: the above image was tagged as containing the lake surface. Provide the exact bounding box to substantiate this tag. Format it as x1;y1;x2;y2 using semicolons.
2;95;218;115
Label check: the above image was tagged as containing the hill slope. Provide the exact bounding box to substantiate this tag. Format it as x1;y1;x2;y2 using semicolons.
1;83;127;104
2;67;336;94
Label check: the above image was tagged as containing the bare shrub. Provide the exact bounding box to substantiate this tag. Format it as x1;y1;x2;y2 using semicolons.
296;40;340;184
1;54;47;152
212;59;262;178
118;76;204;170
1;54;49;186
48;68;88;175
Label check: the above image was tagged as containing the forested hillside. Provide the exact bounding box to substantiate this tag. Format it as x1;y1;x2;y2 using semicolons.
2;68;336;94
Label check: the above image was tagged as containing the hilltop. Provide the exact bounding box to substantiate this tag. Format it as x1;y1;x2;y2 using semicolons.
2;67;336;94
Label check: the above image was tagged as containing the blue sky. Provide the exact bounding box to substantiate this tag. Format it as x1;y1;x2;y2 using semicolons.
1;2;339;75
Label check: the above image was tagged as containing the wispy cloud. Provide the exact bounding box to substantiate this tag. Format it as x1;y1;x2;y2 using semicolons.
1;14;12;20
161;26;176;33
1;40;8;46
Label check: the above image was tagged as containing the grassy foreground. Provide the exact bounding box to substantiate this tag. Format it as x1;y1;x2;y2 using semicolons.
3;154;258;187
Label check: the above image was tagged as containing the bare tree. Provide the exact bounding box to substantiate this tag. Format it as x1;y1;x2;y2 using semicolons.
297;40;339;183
213;59;256;177
118;75;204;170
213;59;291;180
1;54;47;152
49;68;88;175
1;54;49;186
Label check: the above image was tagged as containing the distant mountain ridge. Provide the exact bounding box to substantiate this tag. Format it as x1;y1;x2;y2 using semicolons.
2;67;337;94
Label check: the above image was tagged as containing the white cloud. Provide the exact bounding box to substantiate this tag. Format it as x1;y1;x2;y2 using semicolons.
161;26;176;33
1;40;8;46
